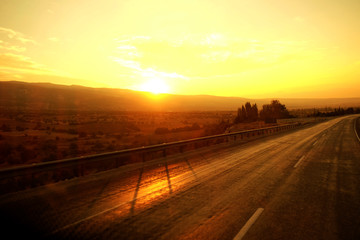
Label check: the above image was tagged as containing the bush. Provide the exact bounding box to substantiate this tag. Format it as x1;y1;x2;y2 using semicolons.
79;132;87;138
16;126;25;131
69;143;79;155
0;142;13;163
154;127;170;134
16;145;36;163
1;124;11;132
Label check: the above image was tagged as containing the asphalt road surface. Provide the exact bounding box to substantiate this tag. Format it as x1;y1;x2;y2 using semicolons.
1;115;360;240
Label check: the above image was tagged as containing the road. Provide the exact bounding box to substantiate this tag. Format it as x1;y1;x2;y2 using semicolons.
1;115;360;240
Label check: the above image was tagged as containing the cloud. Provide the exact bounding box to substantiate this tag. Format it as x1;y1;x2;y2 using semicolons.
0;28;73;82
0;27;37;45
201;50;232;63
48;37;59;42
110;57;141;71
111;56;189;81
0;53;45;71
0;53;72;80
140;67;189;80
0;27;38;54
111;36;190;81
114;36;151;44
0;40;26;52
110;34;313;82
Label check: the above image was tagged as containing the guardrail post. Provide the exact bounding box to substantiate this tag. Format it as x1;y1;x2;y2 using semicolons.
31;172;35;188
78;164;84;177
142;153;146;162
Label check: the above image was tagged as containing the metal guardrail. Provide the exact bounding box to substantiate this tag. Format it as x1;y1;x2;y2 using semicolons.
0;123;300;194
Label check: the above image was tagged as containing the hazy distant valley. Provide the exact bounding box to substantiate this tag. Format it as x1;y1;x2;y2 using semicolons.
1;81;360;168
1;81;360;112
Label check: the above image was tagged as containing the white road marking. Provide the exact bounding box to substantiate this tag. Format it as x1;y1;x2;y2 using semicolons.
50;147;267;235
354;117;360;142
294;155;306;168
50;202;128;234
233;208;264;240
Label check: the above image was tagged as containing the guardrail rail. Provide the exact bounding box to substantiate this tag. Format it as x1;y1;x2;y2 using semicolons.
0;123;301;194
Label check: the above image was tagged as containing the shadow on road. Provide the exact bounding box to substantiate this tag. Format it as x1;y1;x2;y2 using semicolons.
130;164;144;215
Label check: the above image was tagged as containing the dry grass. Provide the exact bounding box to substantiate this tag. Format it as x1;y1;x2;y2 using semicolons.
0;110;235;168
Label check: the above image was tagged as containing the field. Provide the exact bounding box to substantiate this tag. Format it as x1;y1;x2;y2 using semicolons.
0;107;340;169
0;110;238;168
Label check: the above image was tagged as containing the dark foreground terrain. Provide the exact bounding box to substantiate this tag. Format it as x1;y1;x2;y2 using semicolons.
1;115;360;239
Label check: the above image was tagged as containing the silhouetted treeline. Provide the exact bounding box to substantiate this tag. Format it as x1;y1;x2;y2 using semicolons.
260;100;292;123
309;107;360;117
235;100;291;124
234;102;258;123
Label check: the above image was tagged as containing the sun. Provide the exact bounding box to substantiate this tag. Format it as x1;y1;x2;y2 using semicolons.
139;78;170;94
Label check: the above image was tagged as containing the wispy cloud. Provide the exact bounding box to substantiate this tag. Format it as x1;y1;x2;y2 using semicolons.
111;36;189;82
0;27;38;54
111;56;189;82
140;67;189;80
0;27;37;45
110;34;315;84
201;50;232;63
0;28;73;80
48;37;59;42
114;36;151;44
0;40;26;52
0;53;49;73
110;57;141;70
0;52;73;82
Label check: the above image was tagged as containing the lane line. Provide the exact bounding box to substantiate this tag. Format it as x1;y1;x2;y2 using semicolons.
50;148;267;235
294;155;306;168
49;200;131;235
49;118;345;236
233;208;264;240
354;117;360;142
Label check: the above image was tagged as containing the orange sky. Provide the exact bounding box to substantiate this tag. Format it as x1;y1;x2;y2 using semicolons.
0;0;359;98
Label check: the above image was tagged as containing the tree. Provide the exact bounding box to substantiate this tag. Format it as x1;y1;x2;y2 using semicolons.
234;106;245;123
245;102;252;121
260;100;290;123
250;103;258;122
241;106;247;121
260;104;276;123
234;102;258;123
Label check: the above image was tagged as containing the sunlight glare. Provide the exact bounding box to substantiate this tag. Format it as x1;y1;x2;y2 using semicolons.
139;78;170;94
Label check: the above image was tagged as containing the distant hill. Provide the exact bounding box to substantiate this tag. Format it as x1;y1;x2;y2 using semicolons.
0;81;360;111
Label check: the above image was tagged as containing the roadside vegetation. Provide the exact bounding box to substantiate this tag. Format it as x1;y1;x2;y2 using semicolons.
1;101;359;168
234;100;292;124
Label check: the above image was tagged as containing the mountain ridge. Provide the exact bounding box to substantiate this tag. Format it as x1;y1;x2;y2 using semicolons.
1;81;360;111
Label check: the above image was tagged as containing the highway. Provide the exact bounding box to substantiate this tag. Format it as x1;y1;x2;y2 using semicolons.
1;115;360;239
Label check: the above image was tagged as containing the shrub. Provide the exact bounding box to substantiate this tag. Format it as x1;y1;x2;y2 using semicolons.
154;127;170;134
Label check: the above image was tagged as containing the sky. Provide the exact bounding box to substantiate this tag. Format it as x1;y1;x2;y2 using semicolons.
0;0;360;98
